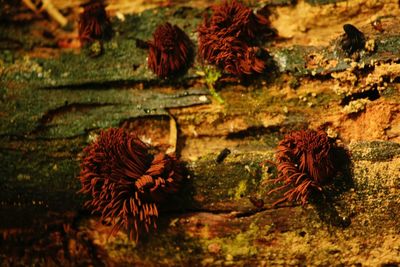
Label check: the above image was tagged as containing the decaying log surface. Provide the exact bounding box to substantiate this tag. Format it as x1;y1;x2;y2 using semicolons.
0;0;399;266
82;143;400;266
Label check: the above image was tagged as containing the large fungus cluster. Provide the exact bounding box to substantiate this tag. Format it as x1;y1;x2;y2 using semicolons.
78;128;183;241
198;0;273;76
269;130;337;206
77;0;274;78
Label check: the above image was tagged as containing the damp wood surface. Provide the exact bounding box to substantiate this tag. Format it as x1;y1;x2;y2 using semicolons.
0;0;400;266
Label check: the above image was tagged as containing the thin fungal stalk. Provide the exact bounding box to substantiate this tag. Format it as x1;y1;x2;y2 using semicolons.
78;128;183;241
269;130;336;206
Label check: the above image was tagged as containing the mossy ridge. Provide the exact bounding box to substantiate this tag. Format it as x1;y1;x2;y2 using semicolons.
95;200;400;266
2;7;400;89
350;141;400;161
0;6;203;89
0;84;209;138
188;151;273;211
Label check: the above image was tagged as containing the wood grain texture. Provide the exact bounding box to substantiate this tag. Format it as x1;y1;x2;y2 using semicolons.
0;1;399;266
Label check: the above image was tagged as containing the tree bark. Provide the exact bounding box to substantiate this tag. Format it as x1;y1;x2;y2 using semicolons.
0;1;399;266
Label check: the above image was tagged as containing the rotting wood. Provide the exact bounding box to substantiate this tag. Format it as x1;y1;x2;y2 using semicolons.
0;142;399;265
0;1;400;266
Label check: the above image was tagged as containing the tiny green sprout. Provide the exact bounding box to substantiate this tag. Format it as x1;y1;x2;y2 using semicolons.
88;40;103;57
197;65;224;104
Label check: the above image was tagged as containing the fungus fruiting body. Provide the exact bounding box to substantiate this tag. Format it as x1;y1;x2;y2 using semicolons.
340;24;365;54
78;2;112;46
78;128;183;241
216;148;231;163
198;0;273;76
268;130;337;206
148;23;193;78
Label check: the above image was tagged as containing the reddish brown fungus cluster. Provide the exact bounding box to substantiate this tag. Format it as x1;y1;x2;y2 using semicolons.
148;22;194;78
269;129;337;206
78;128;183;241
198;0;272;76
78;2;112;46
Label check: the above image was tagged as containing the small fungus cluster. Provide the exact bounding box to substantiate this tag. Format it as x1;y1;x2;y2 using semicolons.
78;128;183;241
340;24;366;54
78;1;112;46
198;0;273;76
147;23;194;78
268;129;337;206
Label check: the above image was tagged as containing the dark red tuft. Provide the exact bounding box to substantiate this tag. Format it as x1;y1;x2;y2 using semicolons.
148;23;193;78
198;0;272;76
78;2;112;46
78;128;183;241
208;0;271;41
268;130;336;206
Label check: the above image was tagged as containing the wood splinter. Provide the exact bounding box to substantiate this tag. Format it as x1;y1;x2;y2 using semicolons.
22;0;68;27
